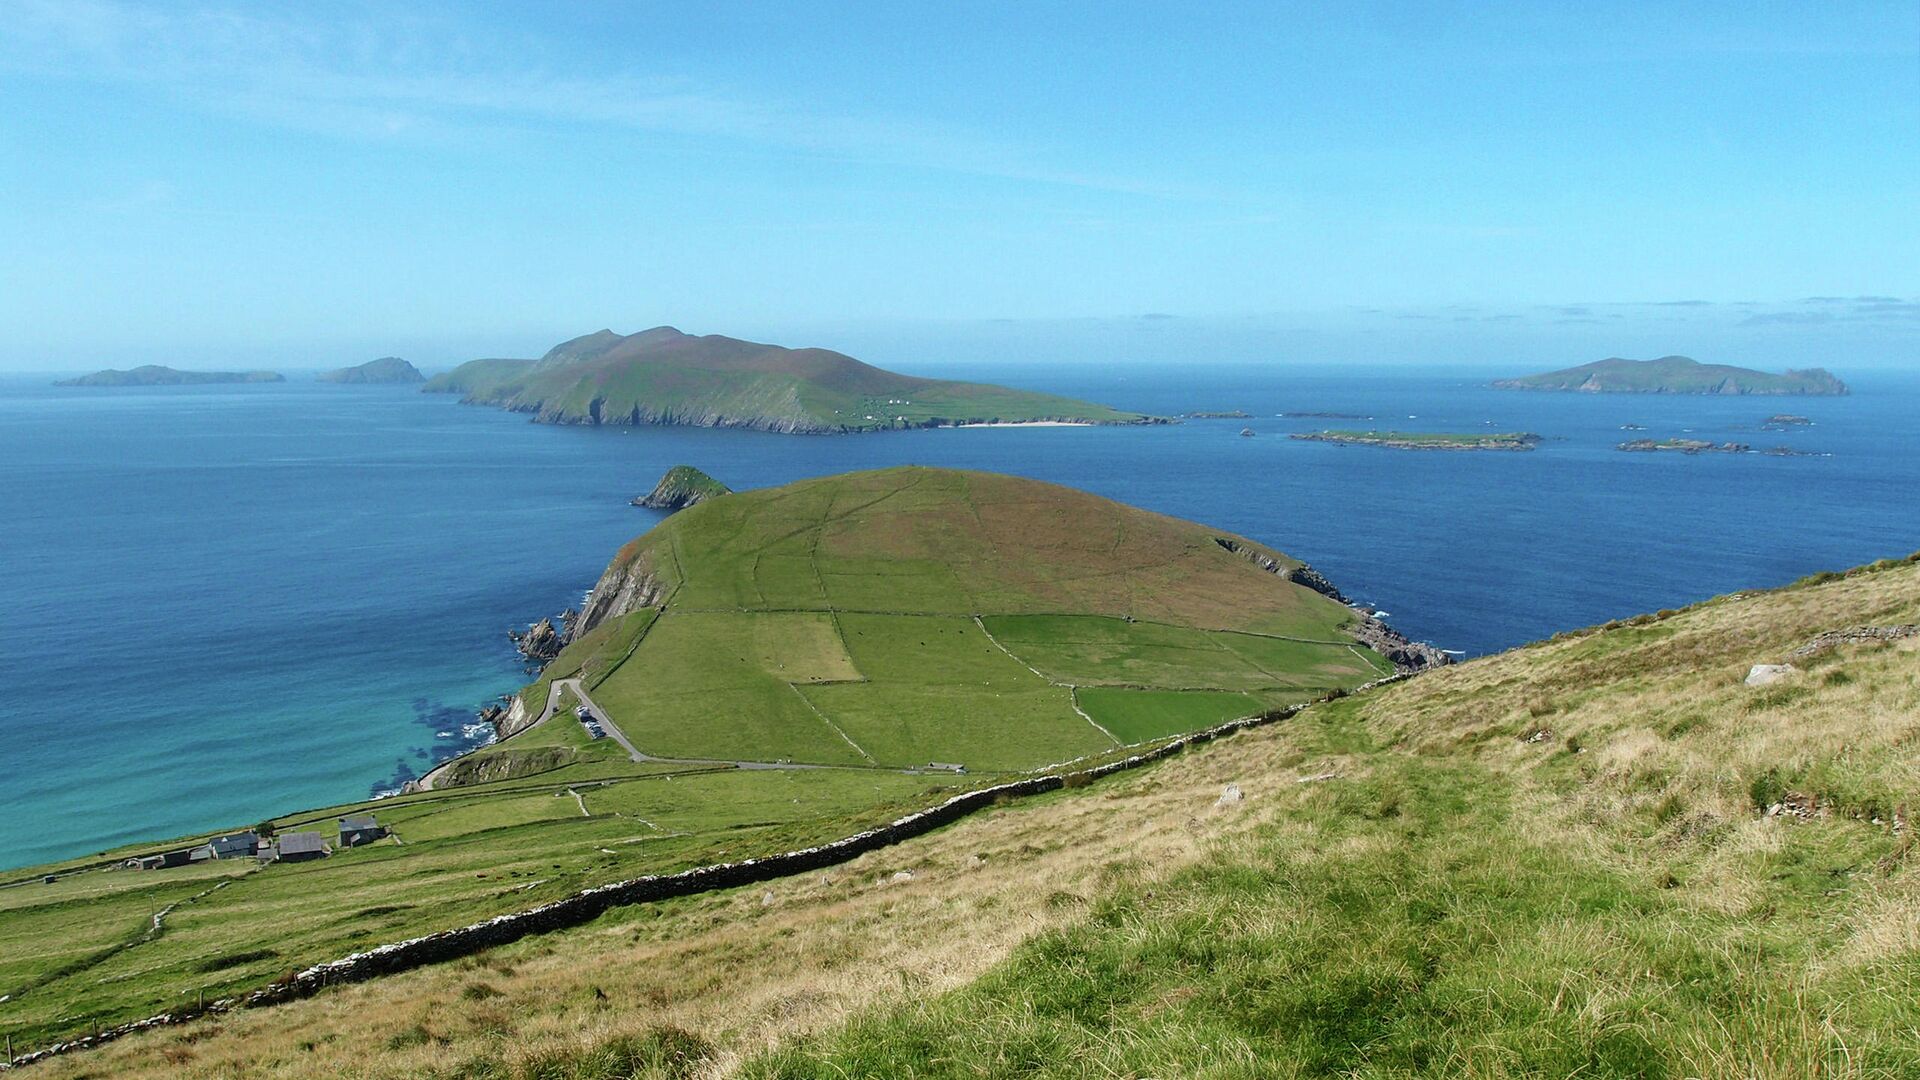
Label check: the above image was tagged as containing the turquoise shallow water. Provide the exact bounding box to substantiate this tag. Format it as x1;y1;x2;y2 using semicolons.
1;364;1915;869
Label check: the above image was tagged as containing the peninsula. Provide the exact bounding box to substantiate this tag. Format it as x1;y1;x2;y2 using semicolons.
632;464;731;510
1492;356;1848;395
0;466;1419;1056
1290;429;1542;451
421;326;1157;433
317;356;424;384
55;365;284;387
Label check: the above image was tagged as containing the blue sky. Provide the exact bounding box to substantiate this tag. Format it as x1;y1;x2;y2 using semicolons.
1;1;1915;371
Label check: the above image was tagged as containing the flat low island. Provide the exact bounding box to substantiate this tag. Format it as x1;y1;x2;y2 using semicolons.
1290;429;1543;451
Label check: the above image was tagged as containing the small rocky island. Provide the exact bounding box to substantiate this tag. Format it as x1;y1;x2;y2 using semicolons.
1182;410;1252;419
1493;356;1847;396
318;356;424;384
1617;438;1820;457
1291;430;1542;451
633;465;732;510
1761;414;1813;430
56;365;284;386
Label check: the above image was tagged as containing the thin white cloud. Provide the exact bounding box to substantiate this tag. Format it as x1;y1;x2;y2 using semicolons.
0;0;1182;197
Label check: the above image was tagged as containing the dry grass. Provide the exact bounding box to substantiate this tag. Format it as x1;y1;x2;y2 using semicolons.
29;712;1323;1079
25;557;1920;1078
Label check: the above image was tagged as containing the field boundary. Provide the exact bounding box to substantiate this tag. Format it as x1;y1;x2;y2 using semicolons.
0;672;1412;1071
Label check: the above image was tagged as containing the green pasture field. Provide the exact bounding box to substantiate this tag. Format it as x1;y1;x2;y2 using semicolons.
1074;687;1265;742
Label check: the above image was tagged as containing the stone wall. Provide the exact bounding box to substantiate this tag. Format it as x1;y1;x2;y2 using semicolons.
1;673;1409;1071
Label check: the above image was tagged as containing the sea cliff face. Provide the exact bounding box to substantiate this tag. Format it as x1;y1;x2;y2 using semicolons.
576;550;672;636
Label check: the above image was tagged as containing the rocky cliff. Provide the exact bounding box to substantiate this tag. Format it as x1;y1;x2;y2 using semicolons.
576;551;672;637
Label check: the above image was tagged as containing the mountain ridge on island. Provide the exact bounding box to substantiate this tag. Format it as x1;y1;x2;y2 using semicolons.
55;365;285;387
317;356;424;384
1492;355;1847;395
422;326;1159;433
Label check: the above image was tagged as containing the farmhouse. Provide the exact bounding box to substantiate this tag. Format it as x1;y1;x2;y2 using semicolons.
273;832;331;862
337;814;385;847
188;832;260;862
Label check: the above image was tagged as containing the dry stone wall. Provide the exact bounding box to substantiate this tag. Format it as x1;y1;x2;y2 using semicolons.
1;673;1409;1071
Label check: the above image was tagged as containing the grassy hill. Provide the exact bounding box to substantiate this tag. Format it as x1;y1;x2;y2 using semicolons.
26;550;1920;1078
54;366;284;387
1492;356;1849;395
419;327;1155;432
0;468;1384;1058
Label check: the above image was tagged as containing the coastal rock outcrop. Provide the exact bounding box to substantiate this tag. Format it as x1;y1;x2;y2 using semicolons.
633;465;732;510
1211;536;1450;672
508;614;572;665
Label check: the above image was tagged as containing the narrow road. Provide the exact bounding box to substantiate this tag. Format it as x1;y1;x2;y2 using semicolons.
558;678;931;775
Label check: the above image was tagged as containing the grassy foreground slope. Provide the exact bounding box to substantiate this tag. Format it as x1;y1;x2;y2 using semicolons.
1492;355;1849;395
28;553;1920;1079
420;327;1152;432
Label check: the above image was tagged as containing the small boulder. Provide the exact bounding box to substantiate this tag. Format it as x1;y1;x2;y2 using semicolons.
1745;663;1796;686
1214;784;1244;808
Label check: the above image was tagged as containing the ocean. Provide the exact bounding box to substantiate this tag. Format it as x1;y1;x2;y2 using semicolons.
2;363;1915;869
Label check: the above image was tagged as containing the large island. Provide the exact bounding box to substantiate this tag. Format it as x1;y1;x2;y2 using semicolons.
422;326;1158;433
1492;355;1847;395
55;365;284;386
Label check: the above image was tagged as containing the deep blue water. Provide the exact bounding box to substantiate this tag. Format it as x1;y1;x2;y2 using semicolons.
2;364;1915;869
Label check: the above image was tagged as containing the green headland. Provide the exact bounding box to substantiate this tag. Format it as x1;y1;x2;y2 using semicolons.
317;356;424;384
0;467;1392;1055
53;366;285;387
420;326;1157;432
1291;429;1543;451
1492;355;1848;395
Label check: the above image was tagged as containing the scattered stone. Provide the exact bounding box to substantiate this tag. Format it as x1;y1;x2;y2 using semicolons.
1296;771;1339;784
888;870;914;884
1214;784;1244;808
1767;792;1820;819
1745;663;1797;686
761;891;776;907
1522;728;1553;744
